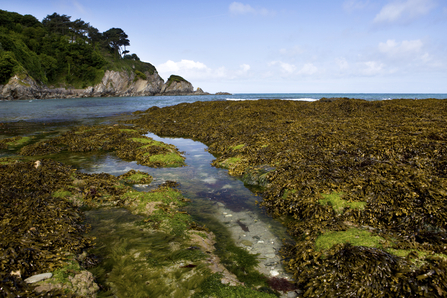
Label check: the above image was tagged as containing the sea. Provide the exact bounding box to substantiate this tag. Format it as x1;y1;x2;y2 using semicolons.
0;93;446;123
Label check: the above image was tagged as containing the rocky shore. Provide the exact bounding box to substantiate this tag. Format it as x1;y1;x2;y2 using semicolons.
0;70;214;100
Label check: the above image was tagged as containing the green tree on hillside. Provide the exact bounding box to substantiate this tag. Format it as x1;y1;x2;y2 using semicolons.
42;13;71;35
70;18;89;43
103;28;130;58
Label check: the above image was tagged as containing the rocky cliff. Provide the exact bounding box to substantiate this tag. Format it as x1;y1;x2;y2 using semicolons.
0;70;207;100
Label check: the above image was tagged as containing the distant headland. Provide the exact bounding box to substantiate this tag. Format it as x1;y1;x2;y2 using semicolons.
0;10;229;100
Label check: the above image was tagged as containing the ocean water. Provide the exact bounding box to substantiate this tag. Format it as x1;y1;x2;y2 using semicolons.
0;93;446;123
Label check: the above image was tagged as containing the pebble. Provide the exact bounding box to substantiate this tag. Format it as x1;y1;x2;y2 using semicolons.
24;273;52;284
224;214;233;217
269;269;280;277
265;254;276;259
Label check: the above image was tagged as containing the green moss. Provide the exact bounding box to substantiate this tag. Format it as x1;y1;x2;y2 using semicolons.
130;137;171;149
52;190;73;198
230;144;244;150
318;192;366;214
119;129;138;133
219;157;242;169
118;170;153;184
51;259;81;285
0;136;33;147
129;137;154;144
148;152;185;167
315;228;385;251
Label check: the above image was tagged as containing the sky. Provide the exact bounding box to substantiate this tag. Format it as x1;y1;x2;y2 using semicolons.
3;0;447;93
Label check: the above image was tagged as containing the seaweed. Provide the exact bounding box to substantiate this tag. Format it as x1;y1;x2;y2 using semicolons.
126;98;447;297
18;124;186;168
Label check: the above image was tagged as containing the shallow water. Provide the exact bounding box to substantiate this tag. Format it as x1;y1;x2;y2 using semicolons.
77;132;290;250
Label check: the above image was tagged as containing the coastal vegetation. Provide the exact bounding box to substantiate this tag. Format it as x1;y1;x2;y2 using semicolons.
126;97;447;297
0;9;155;88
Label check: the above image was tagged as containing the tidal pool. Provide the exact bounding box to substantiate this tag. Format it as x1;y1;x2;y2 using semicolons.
77;133;292;295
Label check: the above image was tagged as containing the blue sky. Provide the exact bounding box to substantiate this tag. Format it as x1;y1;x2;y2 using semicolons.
3;0;447;93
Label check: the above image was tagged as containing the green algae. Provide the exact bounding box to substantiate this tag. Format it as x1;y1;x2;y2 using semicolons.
315;228;385;251
85;208;210;298
230;144;245;150
318;192;366;215
118;169;153;184
147;152;185;167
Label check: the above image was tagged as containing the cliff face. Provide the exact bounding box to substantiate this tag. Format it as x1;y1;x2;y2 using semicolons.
0;70;206;100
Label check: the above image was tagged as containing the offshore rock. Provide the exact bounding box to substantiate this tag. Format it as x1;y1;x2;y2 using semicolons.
160;79;194;95
194;87;210;95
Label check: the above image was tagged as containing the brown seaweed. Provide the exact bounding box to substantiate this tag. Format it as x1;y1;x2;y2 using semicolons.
125;98;447;297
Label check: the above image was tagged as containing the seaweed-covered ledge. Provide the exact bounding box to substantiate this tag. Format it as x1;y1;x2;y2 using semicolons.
127;98;447;297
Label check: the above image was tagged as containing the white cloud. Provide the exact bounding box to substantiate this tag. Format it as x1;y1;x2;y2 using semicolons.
360;61;385;75
229;2;273;16
268;61;296;74
233;64;251;77
374;0;436;24
378;39;423;55
268;61;319;76
298;63;318;75
157;60;252;82
158;59;208;73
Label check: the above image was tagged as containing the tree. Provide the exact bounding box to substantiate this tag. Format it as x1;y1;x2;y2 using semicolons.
103;28;130;57
42;13;71;35
70;18;89;43
87;25;102;48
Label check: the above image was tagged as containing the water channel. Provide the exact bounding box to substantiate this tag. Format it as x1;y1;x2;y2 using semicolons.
79;132;290;274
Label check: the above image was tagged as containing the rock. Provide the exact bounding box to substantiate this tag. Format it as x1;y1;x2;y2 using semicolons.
10;270;21;278
69;271;99;297
270;269;280;277
0;69;208;100
1;74;39;100
194;87;210;95
241;165;276;187
24;273;52;284
160;76;194;95
215;92;232;95
34;160;41;169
